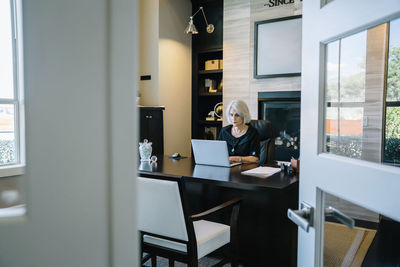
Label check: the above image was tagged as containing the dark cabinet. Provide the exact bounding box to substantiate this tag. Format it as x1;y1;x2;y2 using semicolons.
139;106;164;155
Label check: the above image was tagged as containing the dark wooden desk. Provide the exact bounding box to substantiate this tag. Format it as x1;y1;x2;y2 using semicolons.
138;156;298;266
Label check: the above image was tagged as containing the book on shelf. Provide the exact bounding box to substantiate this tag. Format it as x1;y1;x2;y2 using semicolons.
204;127;218;140
205;78;217;93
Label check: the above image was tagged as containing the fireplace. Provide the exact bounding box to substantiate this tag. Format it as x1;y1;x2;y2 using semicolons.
258;91;300;161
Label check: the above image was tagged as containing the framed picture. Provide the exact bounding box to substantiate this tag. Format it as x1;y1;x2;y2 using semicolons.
254;15;302;79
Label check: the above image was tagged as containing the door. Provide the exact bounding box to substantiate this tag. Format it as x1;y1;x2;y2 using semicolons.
0;0;138;266
297;0;400;266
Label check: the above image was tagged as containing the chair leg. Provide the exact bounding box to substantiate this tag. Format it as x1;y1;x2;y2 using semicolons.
151;255;157;267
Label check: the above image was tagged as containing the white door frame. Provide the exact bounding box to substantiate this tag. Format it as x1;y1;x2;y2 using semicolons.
109;0;139;265
299;0;400;266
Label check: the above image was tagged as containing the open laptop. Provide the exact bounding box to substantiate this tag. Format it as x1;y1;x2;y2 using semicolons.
191;139;241;168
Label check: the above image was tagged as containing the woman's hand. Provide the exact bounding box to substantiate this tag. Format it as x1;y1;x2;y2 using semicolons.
229;156;259;163
229;156;242;163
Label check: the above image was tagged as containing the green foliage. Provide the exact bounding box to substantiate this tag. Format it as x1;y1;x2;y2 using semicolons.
386;107;400;139
384;137;400;164
340;72;365;102
387;46;400;101
0;140;15;165
326;72;365;102
326;136;362;159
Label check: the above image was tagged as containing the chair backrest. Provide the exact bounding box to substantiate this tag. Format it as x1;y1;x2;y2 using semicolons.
249;120;275;164
137;176;189;241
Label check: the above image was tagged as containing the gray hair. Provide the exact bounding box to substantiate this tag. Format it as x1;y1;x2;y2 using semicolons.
225;99;251;124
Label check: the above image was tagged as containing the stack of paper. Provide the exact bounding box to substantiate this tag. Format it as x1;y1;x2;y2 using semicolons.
241;166;281;178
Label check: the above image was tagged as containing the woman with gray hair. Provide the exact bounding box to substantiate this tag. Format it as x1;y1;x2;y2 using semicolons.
217;99;260;163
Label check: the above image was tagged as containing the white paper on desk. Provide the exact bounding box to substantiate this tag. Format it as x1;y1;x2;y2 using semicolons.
241;166;281;178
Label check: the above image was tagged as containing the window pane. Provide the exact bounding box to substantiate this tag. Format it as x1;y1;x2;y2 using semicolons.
323;22;391;165
326;41;339;102
0;104;16;165
387;18;400;102
325;107;338;153
0;0;15;99
384;106;400;164
338;107;363;159
340;31;366;102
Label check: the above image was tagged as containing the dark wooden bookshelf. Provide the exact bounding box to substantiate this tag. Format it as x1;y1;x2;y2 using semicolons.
199;120;223;125
191;0;223;140
198;69;223;75
199;92;222;96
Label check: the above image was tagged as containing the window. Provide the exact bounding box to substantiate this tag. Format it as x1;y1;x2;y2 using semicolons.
383;18;400;164
0;0;25;176
324;31;367;160
323;17;400;167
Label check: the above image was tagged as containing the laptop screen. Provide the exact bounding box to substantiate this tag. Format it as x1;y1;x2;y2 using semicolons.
191;139;240;168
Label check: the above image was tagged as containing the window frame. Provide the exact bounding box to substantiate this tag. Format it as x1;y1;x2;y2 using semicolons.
0;0;25;177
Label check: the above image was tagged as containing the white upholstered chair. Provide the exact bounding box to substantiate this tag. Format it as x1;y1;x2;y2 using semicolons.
138;175;241;267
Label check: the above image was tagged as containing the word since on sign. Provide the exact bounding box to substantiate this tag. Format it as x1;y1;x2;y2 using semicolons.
264;0;303;8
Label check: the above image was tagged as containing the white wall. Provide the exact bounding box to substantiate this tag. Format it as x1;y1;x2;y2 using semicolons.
159;0;192;156
139;0;159;106
139;0;192;156
0;0;138;266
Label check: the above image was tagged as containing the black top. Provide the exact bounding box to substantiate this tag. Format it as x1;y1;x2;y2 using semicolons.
218;124;260;158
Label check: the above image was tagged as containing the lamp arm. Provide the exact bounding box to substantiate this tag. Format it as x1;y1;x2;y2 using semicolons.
200;7;210;26
191;7;202;19
191;7;209;26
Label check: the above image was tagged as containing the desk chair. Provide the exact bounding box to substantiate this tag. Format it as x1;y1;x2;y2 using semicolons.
138;176;241;267
249;120;275;164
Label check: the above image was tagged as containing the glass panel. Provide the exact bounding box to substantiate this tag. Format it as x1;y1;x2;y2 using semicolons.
325;107;338;153
338;107;363;159
326;41;339;102
323;192;400;266
340;31;366;103
261;100;300;160
0;0;15;99
387;18;400;102
384;106;400;164
0;104;16;165
323;20;400;166
384;18;400;165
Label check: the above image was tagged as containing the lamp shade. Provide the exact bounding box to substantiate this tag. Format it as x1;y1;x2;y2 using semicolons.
185;17;198;34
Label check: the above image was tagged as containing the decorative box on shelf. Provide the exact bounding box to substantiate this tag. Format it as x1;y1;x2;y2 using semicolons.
205;59;220;70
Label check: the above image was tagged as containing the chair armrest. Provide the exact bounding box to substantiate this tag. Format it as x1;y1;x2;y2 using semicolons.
189;197;242;220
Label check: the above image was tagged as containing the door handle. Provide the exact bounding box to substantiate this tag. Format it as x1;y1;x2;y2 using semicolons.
325;206;355;229
287;202;314;232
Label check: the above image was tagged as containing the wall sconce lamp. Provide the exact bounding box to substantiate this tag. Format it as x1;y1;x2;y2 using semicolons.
185;7;214;34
